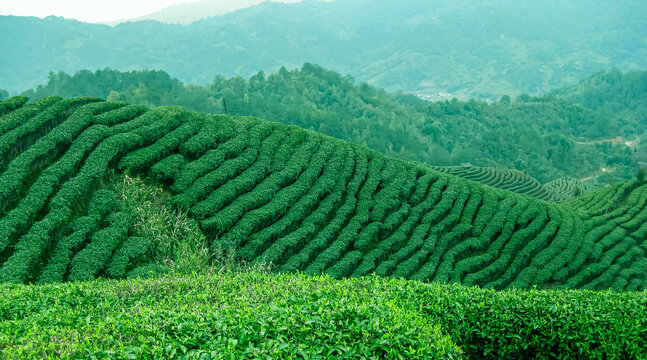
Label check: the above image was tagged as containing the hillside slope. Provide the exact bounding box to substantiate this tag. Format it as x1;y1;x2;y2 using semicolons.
20;67;638;186
555;69;647;162
554;69;647;131
0;96;646;291
1;0;646;98
433;166;584;201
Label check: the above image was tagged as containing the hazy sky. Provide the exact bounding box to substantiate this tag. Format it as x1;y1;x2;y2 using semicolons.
0;0;303;23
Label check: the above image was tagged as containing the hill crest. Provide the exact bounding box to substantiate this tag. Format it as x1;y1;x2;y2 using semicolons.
0;96;645;291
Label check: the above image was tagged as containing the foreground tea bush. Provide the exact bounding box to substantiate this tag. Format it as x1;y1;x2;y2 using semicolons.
419;284;647;359
1;272;645;359
0;272;462;359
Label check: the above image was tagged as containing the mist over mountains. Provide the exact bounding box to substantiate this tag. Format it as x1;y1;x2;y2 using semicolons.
2;0;646;98
108;0;309;25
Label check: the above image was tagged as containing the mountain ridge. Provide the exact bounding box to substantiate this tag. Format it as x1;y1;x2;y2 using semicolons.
106;0;315;26
2;0;645;98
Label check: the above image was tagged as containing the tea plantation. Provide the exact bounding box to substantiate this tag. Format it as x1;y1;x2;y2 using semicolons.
1;272;646;359
0;96;646;290
432;166;585;201
0;96;646;358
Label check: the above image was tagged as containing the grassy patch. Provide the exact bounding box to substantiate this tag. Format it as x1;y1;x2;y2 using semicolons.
113;173;211;275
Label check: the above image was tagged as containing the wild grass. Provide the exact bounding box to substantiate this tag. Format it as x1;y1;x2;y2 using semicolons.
112;173;274;277
113;173;211;275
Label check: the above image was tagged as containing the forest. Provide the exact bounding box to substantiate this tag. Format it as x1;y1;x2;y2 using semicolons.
18;65;645;186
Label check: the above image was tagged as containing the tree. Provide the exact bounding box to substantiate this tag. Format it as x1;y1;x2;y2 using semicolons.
107;91;122;102
637;168;646;184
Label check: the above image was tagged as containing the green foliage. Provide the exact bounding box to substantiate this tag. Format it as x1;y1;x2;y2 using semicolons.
105;236;152;278
1;272;646;359
423;96;636;184
543;177;586;200
637;168;646;185
0;96;28;116
20;66;642;187
0;273;462;359
37;190;118;284
150;154;186;183
418;279;647;359
112;173;210;274
554;69;647;136
434;165;585;201
0;97;646;292
68;211;133;281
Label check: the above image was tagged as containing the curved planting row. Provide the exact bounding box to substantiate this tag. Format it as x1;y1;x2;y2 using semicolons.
0;98;173;282
544;177;585;201
0;96;645;291
433;165;571;201
0;96;28;116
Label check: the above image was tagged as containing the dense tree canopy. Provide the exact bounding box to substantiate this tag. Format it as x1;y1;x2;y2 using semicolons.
21;65;640;185
554;69;647;136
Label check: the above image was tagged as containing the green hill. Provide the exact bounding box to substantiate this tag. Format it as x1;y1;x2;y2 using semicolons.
0;96;646;291
544;177;586;199
432;166;584;201
554;69;647;165
19;66;639;186
554;69;647;133
2;0;646;98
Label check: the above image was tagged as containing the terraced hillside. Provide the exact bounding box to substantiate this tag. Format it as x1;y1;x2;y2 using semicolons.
0;96;646;291
432;165;584;201
545;177;586;200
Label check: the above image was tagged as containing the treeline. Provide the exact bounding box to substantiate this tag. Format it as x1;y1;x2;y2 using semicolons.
555;69;647;164
554;69;647;135
420;95;633;183
21;65;640;184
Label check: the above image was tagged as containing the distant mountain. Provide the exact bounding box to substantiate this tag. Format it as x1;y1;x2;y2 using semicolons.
1;0;646;98
108;0;307;25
